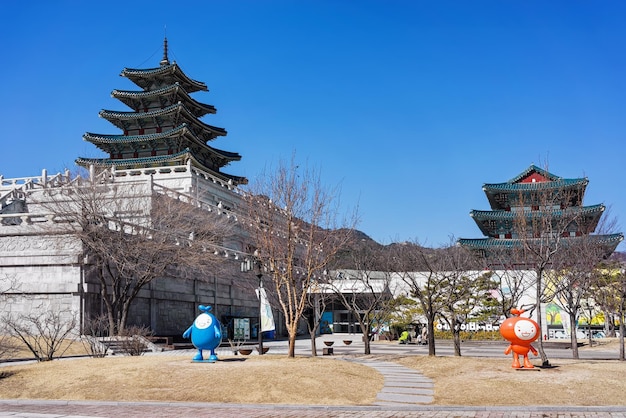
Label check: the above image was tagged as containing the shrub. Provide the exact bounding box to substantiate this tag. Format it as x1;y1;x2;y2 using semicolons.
4;308;78;361
433;330;503;341
81;314;109;358
116;325;152;356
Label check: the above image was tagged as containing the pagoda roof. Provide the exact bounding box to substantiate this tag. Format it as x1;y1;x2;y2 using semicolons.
482;165;588;210
99;103;226;141
470;204;605;222
458;233;624;251
121;63;207;93
112;83;216;117
483;178;588;193
509;165;560;183
83;124;241;164
75;149;247;185
470;204;605;237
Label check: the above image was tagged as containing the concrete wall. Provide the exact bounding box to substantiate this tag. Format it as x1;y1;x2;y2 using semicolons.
0;168;262;338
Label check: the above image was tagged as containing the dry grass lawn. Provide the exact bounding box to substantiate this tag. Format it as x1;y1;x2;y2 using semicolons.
398;356;626;406
1;339;625;406
0;355;382;405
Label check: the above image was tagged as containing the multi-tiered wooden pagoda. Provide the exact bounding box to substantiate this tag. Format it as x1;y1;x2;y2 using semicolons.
458;165;623;262
76;38;247;186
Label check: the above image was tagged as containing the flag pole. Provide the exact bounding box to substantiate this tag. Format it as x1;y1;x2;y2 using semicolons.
255;260;264;355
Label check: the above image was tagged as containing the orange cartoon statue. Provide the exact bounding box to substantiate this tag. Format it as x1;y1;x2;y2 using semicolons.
499;308;539;369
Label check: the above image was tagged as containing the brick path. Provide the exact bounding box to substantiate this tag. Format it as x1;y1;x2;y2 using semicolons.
1;400;626;417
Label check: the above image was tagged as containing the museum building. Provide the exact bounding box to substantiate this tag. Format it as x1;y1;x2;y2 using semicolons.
0;39;265;338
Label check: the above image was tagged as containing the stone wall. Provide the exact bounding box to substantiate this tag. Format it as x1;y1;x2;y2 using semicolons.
0;169;263;339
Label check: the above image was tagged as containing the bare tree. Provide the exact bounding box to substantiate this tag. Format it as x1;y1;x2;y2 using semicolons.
551;234;611;358
303;277;333;357
436;245;488;356
4;308;78;362
81;314;109;358
591;264;622;339
38;174;234;335
510;178;590;367
244;155;355;357
393;241;450;356
328;261;395;355
614;268;626;361
590;264;626;360
482;250;535;320
0;274;20;360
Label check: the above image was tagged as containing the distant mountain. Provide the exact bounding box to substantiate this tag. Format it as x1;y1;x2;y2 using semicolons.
611;251;626;263
334;230;626;270
331;229;434;270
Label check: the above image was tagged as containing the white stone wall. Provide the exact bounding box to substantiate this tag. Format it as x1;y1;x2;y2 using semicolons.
0;168;260;337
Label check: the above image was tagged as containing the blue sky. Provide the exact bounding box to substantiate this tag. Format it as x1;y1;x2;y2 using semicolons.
1;1;624;250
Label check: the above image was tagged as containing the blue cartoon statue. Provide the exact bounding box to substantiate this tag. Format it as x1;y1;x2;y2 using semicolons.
183;305;222;362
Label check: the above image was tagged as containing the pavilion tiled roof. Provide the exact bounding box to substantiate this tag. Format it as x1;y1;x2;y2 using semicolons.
121;63;207;93
470;204;605;221
458;233;624;250
483;177;588;192
83;124;241;162
112;83;216;116
99;103;227;139
508;164;560;183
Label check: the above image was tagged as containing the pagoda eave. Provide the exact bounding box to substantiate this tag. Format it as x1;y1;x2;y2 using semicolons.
112;84;216;117
459;234;623;251
470;204;605;221
121;63;207;93
483;178;588;194
83;129;241;168
99;104;227;139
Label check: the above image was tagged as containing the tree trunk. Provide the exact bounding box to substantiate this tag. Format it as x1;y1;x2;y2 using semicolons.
427;315;436;356
605;312;615;337
619;311;626;361
309;329;318;357
535;269;550;367
288;334;296;358
119;301;131;334
361;322;371;355
569;311;579;359
452;326;462;356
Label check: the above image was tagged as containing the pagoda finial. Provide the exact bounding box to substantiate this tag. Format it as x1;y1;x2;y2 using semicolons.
160;34;170;66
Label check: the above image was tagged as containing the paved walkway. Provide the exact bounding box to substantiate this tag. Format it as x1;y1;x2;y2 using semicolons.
347;358;435;405
2;400;626;417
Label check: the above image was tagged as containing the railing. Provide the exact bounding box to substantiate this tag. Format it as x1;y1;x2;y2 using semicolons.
0;169;73;189
108;160;245;195
151;182;240;221
0;166;254;260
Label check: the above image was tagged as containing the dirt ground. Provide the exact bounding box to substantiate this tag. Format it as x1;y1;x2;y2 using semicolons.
0;339;625;406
